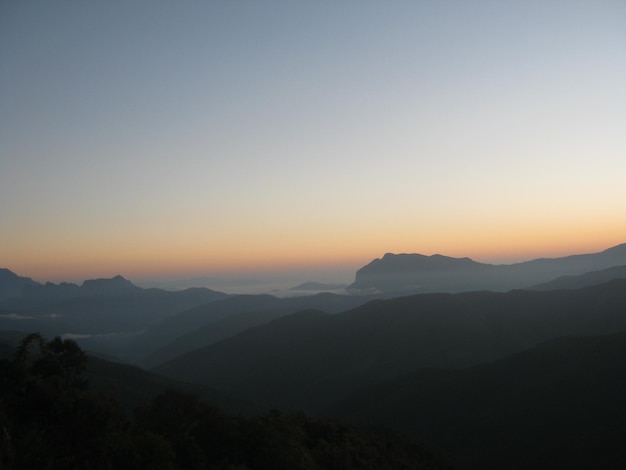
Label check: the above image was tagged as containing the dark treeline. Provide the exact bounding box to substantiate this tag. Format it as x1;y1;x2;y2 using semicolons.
0;334;452;470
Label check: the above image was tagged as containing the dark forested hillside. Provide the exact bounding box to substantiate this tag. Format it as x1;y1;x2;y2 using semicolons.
0;330;257;416
0;334;452;470
156;280;626;412
327;331;626;470
141;292;376;367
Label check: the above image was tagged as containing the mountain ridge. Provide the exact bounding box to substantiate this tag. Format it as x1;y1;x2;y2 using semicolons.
155;279;626;412
326;330;626;469
528;264;626;291
350;243;626;293
0;268;41;301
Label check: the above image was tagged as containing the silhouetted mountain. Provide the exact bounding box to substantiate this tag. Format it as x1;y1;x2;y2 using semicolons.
0;274;229;344
23;281;82;300
81;274;138;294
327;331;626;470
21;274;140;300
0;268;40;301
528;265;626;291
350;253;491;292
349;243;626;293
141;292;376;367
155;280;626;413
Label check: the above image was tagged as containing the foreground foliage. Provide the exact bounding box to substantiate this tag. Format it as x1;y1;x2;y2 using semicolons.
0;334;450;469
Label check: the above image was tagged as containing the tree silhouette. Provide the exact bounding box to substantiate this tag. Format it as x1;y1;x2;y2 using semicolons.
0;333;453;469
13;332;86;389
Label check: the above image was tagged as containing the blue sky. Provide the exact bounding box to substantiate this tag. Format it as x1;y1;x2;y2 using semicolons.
1;1;625;283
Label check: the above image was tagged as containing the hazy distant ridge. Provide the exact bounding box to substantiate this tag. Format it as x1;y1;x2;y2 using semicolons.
349;243;626;293
0;274;229;340
0;269;40;301
528;264;626;291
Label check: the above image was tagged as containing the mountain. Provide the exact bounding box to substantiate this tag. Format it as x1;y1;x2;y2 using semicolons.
132;294;280;362
1;273;142;303
20;274;141;300
0;268;41;301
140;292;376;367
349;243;626;293
528;264;626;291
0;273;229;359
155;280;626;412
1;285;228;336
78;274;138;294
327;331;626;470
0;331;258;416
0;333;455;470
349;253;492;292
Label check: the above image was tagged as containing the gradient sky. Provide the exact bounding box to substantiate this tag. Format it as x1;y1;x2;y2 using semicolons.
2;1;625;284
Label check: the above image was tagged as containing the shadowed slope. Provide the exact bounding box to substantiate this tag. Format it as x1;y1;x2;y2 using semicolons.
142;292;375;367
327;331;626;470
156;280;626;412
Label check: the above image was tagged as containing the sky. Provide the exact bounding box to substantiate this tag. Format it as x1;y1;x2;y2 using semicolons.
1;1;626;285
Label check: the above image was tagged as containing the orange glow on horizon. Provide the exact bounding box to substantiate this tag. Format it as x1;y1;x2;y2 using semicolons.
3;204;624;283
5;228;624;284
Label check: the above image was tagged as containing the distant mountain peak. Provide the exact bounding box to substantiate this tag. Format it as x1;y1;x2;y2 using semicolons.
0;268;32;281
81;275;138;294
350;243;626;293
0;268;41;301
367;252;484;270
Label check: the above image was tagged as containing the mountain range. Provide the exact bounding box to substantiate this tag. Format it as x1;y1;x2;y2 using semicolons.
3;243;626;468
349;243;626;293
0;268;40;301
3;243;626;364
139;291;378;367
0;272;229;339
155;279;626;411
528;264;626;291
